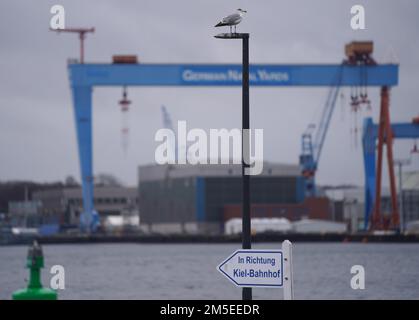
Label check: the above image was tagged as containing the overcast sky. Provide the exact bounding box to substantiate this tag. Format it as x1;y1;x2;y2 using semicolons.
0;0;418;186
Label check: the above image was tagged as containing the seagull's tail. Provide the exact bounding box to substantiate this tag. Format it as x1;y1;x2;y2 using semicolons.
215;21;227;27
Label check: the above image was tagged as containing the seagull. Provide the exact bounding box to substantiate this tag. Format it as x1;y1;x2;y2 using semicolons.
215;8;247;34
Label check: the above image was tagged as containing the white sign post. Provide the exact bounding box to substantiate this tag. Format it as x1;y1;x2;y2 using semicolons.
217;240;294;299
282;240;294;300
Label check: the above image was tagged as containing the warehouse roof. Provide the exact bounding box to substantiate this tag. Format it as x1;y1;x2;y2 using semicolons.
138;162;301;182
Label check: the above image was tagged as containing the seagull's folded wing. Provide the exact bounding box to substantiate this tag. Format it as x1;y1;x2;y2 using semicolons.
215;21;226;27
215;12;241;27
224;13;241;24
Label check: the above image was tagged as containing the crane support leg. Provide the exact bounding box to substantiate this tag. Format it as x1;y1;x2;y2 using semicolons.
383;91;400;228
372;86;399;230
372;89;385;228
362;118;376;230
71;86;95;232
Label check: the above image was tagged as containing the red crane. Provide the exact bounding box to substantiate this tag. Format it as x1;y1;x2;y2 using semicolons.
50;27;95;63
372;86;400;230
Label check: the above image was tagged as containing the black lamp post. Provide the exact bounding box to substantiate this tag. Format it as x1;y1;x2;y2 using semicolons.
215;32;252;300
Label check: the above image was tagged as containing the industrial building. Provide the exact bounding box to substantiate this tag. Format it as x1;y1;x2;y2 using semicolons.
401;171;419;225
138;163;332;234
325;170;419;233
8;200;42;228
292;219;347;234
225;218;292;235
31;186;138;228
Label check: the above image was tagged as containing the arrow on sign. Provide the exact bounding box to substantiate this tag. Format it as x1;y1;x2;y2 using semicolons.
217;249;283;288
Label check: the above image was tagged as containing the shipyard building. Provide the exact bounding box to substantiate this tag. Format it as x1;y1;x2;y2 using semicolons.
138;163;331;234
8;186;138;232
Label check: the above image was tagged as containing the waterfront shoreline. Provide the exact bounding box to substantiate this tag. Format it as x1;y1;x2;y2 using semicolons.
2;232;419;246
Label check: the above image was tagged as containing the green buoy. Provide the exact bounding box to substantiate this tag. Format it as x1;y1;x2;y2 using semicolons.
12;241;57;300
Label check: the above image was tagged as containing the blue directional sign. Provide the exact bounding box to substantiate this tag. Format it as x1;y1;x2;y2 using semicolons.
217;249;284;288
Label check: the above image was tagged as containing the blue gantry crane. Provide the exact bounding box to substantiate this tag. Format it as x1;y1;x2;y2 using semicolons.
362;116;419;230
299;42;378;198
65;42;398;232
299;69;342;197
